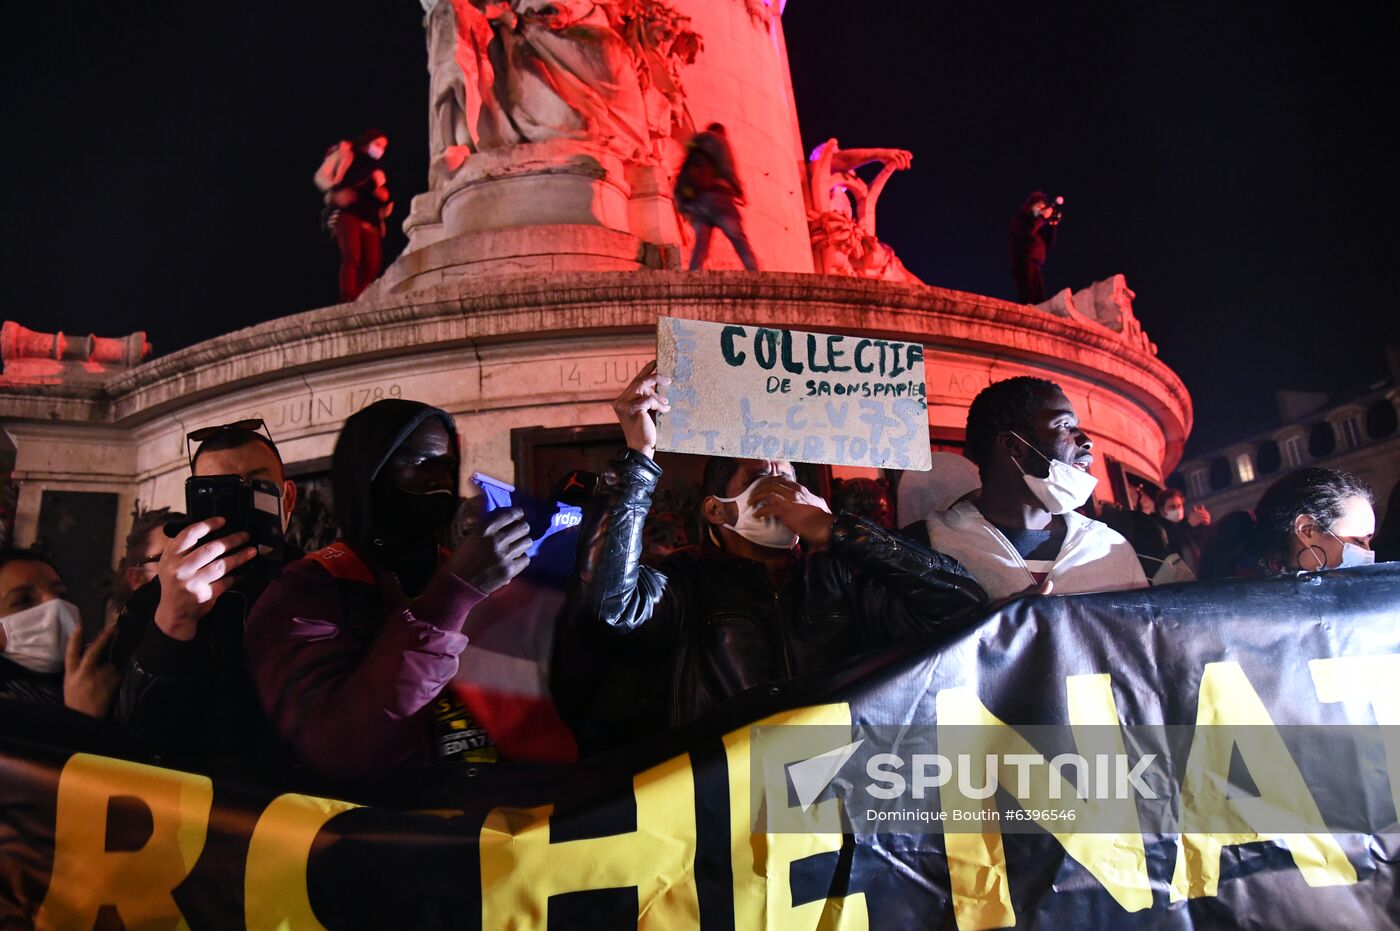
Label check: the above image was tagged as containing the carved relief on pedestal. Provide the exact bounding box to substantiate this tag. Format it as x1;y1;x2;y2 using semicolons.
805;138;922;285
1035;274;1158;355
413;0;702;242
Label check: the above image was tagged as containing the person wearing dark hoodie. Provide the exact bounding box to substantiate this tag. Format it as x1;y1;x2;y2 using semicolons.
243;399;533;782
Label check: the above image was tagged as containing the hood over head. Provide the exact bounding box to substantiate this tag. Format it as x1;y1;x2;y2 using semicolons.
332;399;459;551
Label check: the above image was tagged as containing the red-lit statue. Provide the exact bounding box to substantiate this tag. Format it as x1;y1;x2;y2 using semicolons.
806;138;922;284
422;0;670;176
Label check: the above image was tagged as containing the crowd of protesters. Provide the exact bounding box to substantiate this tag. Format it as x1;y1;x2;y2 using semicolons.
0;371;1386;787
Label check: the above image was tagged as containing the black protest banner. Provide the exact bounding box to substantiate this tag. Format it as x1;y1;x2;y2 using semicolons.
2;566;1398;929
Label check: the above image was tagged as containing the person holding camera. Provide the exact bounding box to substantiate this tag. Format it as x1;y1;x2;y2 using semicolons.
243;400;537;782
114;422;298;773
1009;190;1063;303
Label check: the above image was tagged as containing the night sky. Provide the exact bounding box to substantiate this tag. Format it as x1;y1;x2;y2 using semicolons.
3;2;1393;456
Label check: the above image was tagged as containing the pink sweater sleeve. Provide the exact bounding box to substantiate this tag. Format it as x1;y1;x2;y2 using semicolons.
244;560;486;780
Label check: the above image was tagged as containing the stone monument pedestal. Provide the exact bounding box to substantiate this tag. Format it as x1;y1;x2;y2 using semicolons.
377;225;657;294
395;139;659;289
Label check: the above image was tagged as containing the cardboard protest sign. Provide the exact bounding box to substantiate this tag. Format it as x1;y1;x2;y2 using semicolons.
656;316;932;470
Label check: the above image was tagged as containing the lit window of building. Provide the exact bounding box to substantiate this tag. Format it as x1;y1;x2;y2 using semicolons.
1188;470;1208;498
1235;453;1255;484
1283;434;1305;467
1339;416;1362;450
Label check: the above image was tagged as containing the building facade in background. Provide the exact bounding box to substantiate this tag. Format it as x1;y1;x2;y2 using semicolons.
1171;353;1400;527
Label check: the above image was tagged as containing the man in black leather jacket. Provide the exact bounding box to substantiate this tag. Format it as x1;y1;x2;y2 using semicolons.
567;362;987;742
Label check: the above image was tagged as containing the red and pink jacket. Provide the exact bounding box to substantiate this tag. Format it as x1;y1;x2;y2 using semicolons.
244;541;576;781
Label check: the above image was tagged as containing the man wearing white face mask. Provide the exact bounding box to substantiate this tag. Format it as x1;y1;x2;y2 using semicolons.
0;549;121;717
906;377;1147;601
566;362;986;743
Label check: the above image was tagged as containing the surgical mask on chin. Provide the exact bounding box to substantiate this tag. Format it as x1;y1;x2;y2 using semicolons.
1008;432;1097;515
1329;532;1376;569
713;477;829;551
0;599;80;674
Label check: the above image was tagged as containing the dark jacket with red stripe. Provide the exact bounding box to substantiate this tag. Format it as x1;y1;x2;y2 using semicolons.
244;541;491;781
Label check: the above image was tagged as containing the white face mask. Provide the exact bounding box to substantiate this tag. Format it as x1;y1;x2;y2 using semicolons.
1329;531;1375;569
366;143;386;160
1162;508;1185;523
1008;432;1098;515
713;476;829;550
0;598;80;674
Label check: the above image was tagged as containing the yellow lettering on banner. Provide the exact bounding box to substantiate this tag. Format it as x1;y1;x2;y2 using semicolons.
1310;654;1400;819
724;703;869;931
937;679;1151;931
245;793;362;930
35;754;213;931
479;752;699;929
1169;661;1357;901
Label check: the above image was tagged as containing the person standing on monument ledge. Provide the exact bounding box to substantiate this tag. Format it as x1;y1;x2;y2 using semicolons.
674;123;760;271
1008;190;1061;303
317;128;394;302
564;362;985;745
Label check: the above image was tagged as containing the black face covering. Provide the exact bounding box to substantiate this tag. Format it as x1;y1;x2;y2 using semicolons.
332;400;461;590
371;480;460;548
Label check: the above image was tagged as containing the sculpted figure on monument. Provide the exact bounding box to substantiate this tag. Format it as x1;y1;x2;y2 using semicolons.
422;0;702;182
1036;274;1156;354
422;0;662;175
613;0;703;153
423;0;489;186
806;138;922;284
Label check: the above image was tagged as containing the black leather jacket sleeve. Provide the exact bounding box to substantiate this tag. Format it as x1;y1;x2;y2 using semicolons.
572;449;678;640
574;450;987;641
825;514;988;640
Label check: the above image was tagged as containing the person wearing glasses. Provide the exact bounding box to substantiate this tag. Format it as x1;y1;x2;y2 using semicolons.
114;420;297;773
